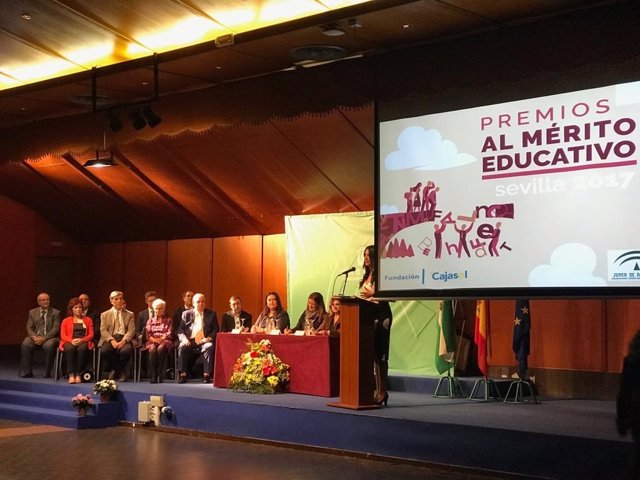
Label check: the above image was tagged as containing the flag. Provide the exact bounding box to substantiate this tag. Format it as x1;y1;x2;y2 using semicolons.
435;300;456;374
513;299;531;379
474;299;489;377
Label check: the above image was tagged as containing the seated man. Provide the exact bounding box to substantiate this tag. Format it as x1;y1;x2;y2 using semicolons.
176;293;218;383
99;291;135;382
220;296;252;332
20;292;61;378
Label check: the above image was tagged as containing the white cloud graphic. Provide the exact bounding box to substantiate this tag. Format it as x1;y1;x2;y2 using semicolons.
380;204;399;214
384;126;476;171
528;243;606;286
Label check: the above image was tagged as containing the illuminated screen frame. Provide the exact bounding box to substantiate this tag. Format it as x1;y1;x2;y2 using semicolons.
375;81;640;299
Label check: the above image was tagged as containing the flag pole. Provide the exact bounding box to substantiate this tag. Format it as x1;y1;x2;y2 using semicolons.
434;300;464;398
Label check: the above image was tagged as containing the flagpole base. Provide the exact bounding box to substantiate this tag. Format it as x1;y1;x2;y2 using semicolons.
433;374;465;398
503;379;538;404
468;377;502;401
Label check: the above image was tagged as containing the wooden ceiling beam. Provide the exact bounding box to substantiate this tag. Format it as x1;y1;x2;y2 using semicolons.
111;148;212;235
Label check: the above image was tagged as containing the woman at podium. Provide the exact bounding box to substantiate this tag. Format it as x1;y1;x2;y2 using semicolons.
359;245;393;406
251;291;290;333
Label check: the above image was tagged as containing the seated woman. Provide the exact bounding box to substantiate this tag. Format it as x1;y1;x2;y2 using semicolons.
289;292;328;335
144;298;173;384
59;297;94;384
251;291;290;333
318;296;341;334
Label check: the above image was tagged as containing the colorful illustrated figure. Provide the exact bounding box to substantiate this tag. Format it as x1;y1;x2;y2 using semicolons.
434;222;447;259
421;181;434;211
412;182;422;212
454;222;474;258
489;221;502;257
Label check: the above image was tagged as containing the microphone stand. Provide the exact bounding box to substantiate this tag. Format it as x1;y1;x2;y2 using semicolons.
339;271;351;296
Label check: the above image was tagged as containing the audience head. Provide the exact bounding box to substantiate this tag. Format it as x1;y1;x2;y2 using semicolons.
78;293;91;310
109;291;125;310
307;292;325;314
182;291;194;308
144;290;158;308
229;296;242;315
152;298;166;317
67;297;82;316
37;292;50;309
264;291;283;314
193;293;206;313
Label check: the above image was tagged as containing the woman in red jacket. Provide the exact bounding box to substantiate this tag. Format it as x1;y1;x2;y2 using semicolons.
59;297;94;384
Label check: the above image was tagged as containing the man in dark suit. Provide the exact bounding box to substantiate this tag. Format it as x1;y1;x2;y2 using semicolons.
20;292;61;378
172;290;193;334
99;290;135;381
176;292;218;383
79;293;101;344
221;296;252;332
135;290;157;346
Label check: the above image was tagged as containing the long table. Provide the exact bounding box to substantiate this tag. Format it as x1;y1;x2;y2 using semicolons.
213;333;340;397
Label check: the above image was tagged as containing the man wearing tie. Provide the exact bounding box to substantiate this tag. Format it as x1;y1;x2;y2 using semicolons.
20;292;61;378
99;291;135;381
176;293;218;383
221;296;252;332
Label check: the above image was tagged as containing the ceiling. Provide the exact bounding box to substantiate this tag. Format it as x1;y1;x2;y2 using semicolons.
0;0;629;243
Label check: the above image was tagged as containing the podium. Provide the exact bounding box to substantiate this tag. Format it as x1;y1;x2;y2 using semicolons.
327;296;380;410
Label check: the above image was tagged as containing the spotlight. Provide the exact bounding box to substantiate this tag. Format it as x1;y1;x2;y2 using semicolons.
106;110;123;132
142;104;162;128
84;150;115;168
129;109;147;130
321;24;345;36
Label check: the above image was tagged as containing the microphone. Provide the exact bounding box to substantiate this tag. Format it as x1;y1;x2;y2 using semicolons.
337;266;356;276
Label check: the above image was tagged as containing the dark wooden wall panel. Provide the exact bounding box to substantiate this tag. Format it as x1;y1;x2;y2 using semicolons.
123;241;168;313
0;198;36;345
87;243;125;313
606;299;640;373
166;238;213;313
212;236;262;320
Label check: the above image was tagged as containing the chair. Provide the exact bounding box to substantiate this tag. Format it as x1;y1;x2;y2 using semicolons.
136;346;178;383
55;347;97;382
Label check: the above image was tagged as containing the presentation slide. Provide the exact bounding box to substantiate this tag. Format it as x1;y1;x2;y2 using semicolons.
377;80;640;297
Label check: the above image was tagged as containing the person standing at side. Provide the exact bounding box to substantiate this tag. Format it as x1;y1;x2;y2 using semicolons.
20;292;61;378
617;329;640;479
99;291;135;381
221;296;252;332
359;245;393;406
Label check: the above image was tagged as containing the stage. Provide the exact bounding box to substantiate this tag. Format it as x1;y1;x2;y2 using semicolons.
0;360;631;480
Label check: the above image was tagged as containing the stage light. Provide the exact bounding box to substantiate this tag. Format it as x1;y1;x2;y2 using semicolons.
106;110;123;132
142;104;162;128
321;24;345;36
84;150;115;168
129;109;147;130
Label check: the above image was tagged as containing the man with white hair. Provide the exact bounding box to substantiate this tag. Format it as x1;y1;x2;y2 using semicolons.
176;292;218;383
99;291;135;381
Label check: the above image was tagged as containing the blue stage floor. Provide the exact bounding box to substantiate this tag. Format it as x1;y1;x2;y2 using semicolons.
0;363;632;480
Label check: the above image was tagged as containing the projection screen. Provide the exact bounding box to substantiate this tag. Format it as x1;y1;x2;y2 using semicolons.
377;80;640;298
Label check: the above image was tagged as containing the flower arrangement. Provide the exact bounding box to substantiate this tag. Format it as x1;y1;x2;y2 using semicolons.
71;393;93;411
229;339;290;394
93;379;118;395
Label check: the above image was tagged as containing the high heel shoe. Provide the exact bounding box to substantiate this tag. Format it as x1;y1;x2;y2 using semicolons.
374;392;389;406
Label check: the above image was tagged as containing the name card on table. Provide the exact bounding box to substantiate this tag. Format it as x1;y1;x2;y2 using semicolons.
269;329;281;335
294;330;305;337
231;328;241;334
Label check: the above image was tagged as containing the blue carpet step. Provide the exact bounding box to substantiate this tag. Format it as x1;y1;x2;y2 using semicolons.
0;382;120;429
